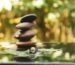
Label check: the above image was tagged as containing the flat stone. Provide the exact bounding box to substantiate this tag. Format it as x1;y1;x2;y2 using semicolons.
17;37;31;41
16;22;34;30
16;41;36;47
21;14;37;23
14;56;33;62
16;42;36;50
14;30;35;40
20;30;35;38
17;47;36;51
16;42;36;45
16;48;28;51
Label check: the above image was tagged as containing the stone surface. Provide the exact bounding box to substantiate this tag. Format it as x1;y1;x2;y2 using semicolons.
21;14;37;23
16;22;34;30
14;56;33;62
14;30;35;40
16;42;36;49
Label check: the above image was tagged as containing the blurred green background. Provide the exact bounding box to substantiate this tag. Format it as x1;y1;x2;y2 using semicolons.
0;0;75;62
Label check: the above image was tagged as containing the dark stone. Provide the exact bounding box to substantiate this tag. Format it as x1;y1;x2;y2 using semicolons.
14;56;33;62
16;42;36;49
17;48;28;51
14;34;35;41
18;37;31;42
21;14;37;23
20;30;35;37
14;30;35;40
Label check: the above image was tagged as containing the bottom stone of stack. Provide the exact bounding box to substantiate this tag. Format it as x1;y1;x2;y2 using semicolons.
14;56;33;62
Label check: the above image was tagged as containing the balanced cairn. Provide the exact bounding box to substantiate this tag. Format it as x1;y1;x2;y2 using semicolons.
14;14;37;62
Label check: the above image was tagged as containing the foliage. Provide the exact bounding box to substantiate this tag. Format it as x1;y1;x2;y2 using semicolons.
0;0;75;42
33;48;75;62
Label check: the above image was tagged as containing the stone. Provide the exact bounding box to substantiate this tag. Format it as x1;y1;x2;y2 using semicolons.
14;56;33;62
16;42;36;49
16;22;34;30
21;14;37;23
14;30;35;40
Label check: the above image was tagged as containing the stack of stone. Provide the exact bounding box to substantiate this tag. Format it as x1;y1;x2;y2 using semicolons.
14;14;37;62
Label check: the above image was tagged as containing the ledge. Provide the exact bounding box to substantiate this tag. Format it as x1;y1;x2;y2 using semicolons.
0;62;74;65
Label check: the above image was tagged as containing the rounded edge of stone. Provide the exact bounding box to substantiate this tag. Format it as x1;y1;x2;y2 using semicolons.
20;14;37;23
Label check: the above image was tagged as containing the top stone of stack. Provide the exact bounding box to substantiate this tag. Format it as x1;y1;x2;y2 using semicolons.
20;14;37;23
